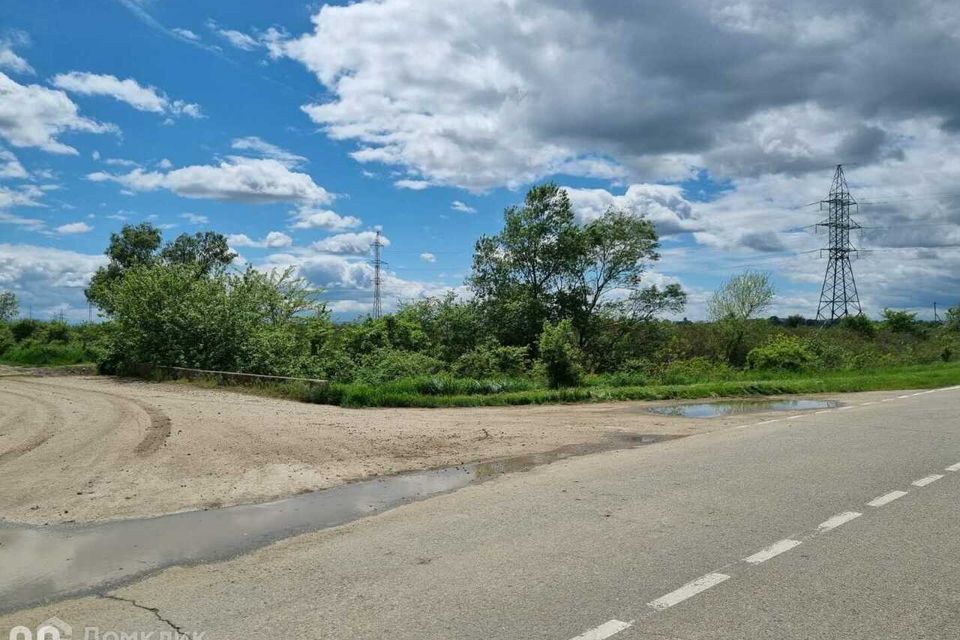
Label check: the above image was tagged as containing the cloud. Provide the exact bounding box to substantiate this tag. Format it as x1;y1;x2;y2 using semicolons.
56;221;93;234
260;247;455;316
289;207;361;230
420;252;436;263
172;28;200;42
231;136;306;168
0;72;116;154
179;212;208;224
51;71;203;119
0;34;33;75
0;147;28;179
87;157;333;204
210;23;260;51
451;200;476;214
0;243;105;320
228;231;292;249
564;184;697;236
271;0;960;191
311;231;387;255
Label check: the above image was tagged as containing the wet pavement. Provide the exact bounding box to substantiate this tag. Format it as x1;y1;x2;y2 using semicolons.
647;398;840;419
0;433;679;613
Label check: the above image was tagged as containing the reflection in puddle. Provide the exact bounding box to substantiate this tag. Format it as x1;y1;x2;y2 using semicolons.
0;433;678;613
648;398;840;419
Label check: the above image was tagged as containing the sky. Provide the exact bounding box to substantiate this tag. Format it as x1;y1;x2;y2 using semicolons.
1;0;959;322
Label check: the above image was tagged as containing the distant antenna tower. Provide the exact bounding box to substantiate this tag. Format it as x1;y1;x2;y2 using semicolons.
815;165;862;323
370;230;386;319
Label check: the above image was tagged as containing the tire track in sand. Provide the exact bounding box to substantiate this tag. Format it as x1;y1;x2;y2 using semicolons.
3;379;172;456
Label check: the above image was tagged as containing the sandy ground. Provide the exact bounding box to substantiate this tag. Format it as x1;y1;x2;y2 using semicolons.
0;369;890;525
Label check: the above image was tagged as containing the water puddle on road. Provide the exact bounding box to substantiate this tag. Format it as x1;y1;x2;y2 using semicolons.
0;433;679;613
647;398;840;419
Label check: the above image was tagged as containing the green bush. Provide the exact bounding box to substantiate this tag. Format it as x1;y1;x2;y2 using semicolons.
0;324;14;355
657;356;731;384
882;308;918;334
355;348;444;384
453;341;528;378
839;314;876;338
1;342;89;366
537;319;582;388
9;318;41;342
747;335;816;371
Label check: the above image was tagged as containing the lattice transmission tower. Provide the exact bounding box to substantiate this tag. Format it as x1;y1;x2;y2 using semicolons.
370;229;386;319
815;164;862;322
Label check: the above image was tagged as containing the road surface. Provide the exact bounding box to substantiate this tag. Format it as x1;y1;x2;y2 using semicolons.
2;385;959;639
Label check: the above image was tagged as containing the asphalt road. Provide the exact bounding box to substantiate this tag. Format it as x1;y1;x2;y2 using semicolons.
3;386;960;639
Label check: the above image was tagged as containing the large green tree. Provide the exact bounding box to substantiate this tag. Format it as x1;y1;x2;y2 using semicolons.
86;224;235;313
470;183;581;347
469;183;682;357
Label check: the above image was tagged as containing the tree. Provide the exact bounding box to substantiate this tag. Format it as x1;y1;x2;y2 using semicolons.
628;284;687;322
469;183;581;347
159;231;236;275
707;270;776;365
87;224;235;313
945;305;960;332
707;270;775;321
469;183;680;354
882;308;918;334
570;209;663;349
86;223;163;311
0;291;18;322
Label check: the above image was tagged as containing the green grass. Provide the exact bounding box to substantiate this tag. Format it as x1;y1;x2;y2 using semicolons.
0;343;94;366
141;361;960;409
301;362;960;408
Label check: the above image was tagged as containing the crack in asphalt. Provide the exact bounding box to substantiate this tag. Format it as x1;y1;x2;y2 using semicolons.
99;594;186;635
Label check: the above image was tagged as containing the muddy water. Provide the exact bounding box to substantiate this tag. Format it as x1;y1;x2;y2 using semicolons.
648;398;840;419
0;433;678;613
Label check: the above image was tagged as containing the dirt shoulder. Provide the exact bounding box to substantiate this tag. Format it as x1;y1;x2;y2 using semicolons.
0;374;895;524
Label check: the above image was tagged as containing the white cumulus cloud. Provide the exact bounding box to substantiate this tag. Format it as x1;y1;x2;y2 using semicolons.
87;157;333;204
51;72;203;119
0;72;116;154
56;221;93;234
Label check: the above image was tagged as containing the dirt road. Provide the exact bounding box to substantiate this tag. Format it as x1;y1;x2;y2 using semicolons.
0;372;878;524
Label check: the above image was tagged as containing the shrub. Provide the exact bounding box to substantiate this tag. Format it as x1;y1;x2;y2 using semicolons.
839;314;876;338
0;324;13;355
453;342;529;378
658;356;730;385
747;335;816;371
355;348;444;384
882;309;918;334
537;319;582;388
9;318;41;343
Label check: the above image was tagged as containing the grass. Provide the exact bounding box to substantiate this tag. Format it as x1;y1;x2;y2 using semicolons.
158;361;960;408
0;343;94;367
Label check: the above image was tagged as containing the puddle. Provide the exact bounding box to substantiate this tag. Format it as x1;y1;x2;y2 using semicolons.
647;398;840;419
0;433;678;613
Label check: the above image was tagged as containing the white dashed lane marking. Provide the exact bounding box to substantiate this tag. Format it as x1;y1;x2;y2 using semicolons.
564;386;960;638
743;539;802;565
817;511;862;532
648;573;731;611
912;474;943;487
867;490;908;507
568;620;632;640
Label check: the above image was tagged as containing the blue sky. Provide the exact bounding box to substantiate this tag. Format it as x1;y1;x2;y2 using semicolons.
2;0;959;321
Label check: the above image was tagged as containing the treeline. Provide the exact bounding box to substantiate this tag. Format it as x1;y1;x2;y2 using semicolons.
1;184;959;401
